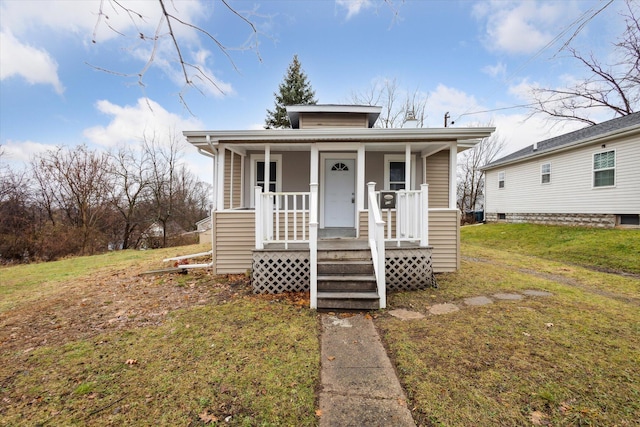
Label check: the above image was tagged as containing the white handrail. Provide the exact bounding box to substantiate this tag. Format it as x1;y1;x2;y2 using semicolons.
367;182;386;309
379;186;429;247
257;191;311;248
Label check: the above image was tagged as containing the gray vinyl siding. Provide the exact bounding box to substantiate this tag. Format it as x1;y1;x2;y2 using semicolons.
213;210;255;274
485;135;640;215
424;150;450;208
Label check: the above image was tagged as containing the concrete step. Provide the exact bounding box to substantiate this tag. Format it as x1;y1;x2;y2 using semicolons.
317;291;380;310
318;274;377;292
317;260;374;275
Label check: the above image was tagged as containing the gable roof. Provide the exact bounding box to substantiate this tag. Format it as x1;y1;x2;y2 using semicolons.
483;112;640;170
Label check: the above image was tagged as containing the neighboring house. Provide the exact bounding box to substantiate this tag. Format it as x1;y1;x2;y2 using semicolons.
483;112;640;228
184;104;494;309
196;216;212;245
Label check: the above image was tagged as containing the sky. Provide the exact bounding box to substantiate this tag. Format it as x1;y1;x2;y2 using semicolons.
0;0;631;184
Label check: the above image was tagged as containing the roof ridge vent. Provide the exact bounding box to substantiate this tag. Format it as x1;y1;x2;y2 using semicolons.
533;141;538;151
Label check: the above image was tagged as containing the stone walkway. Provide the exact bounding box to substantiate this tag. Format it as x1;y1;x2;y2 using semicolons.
390;289;553;318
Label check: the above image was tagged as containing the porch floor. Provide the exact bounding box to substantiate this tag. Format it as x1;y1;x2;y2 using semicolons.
260;239;424;251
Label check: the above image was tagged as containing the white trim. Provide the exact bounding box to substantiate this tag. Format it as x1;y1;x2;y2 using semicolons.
249;154;283;207
384;154;416;190
449;144;457;209
592;148;616;188
320;152;358;228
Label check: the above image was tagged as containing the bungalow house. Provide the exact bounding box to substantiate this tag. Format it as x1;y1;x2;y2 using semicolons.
483;112;640;228
184;104;495;309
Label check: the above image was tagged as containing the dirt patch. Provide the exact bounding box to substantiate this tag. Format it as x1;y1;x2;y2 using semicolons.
0;268;251;355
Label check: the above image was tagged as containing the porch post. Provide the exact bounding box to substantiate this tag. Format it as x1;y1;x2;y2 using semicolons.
216;146;225;210
405;144;411;190
255;186;263;250
264;144;271;193
449;143;457;209
309;183;319;309
420;184;429;247
357;145;365;236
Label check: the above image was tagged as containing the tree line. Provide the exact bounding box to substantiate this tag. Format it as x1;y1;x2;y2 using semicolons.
0;136;211;263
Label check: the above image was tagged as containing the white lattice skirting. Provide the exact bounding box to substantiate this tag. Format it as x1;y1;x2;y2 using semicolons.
252;251;310;294
252;247;436;294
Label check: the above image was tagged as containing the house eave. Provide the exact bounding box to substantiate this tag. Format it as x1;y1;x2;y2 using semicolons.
185;127;495;155
482;122;640;171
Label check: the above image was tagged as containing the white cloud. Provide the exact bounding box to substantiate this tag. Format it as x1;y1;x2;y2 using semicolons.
426;84;485;127
482;61;507;78
473;0;575;55
0;30;64;94
336;0;372;20
1;139;55;164
83;98;203;148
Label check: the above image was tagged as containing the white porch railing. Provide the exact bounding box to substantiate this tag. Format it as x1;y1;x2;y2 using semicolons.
254;185;319;308
255;188;312;249
367;182;387;309
379;184;429;247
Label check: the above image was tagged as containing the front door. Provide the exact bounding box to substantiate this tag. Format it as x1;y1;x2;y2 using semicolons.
324;158;355;227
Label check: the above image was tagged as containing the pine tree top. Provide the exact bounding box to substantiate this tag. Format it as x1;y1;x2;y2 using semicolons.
265;55;317;129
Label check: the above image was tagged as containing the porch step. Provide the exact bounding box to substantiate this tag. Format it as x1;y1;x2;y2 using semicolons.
317;248;371;261
317;274;377;292
317;260;374;275
317;291;380;310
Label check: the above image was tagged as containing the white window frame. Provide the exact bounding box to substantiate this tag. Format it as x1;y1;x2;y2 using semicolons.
498;171;505;189
250;154;282;207
593;149;616;188
384;154;416;191
541;163;551;184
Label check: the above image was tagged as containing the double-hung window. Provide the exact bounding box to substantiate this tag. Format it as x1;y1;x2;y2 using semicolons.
498;171;505;189
593;150;615;187
384;154;415;190
541;163;551;184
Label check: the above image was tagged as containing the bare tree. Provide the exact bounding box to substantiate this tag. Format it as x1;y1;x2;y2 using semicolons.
31;145;113;254
91;0;262;109
529;0;639;125
457;132;505;223
108;145;152;249
348;78;428;128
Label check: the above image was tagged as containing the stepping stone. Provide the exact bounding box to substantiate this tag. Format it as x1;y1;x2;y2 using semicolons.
388;309;425;320
429;303;459;315
463;296;493;306
523;290;553;297
493;293;523;300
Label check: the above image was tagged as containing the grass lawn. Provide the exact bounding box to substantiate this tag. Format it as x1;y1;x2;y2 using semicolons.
2;225;639;426
0;245;319;426
378;224;640;426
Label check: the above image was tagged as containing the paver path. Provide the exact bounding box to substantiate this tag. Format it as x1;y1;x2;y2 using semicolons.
318;314;416;427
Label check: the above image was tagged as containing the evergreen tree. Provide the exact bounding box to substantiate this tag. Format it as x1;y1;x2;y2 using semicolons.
265;55;317;128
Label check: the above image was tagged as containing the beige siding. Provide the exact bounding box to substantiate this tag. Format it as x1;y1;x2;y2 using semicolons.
300;113;368;129
424;150;450;208
429;209;460;272
224;150;242;209
485;135;640;215
213;210;255;274
358;208;460;272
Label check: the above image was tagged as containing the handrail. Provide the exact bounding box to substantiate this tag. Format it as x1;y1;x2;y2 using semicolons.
367;182;386;309
378;185;429;247
255;189;311;249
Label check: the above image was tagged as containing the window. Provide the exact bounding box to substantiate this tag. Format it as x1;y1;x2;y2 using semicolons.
498;213;506;220
384;154;415;190
256;161;277;192
593;150;615;187
331;162;349;171
541;163;551;184
250;154;282;206
618;214;640;226
498;171;505;189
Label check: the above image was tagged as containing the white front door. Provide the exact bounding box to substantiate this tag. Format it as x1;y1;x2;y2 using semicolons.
324;158;355;227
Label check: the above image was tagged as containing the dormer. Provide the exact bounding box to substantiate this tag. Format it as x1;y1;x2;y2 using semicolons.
286;104;382;129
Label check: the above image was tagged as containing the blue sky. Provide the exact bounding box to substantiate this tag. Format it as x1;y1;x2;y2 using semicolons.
0;0;629;183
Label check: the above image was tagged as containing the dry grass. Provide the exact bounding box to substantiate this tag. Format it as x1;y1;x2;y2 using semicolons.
378;226;640;426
